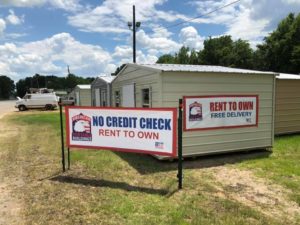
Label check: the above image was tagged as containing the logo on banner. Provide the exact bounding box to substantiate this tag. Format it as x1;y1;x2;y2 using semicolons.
72;113;92;141
189;101;203;121
155;141;164;149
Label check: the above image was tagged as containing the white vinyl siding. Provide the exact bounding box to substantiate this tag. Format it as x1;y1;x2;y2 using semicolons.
74;87;91;106
91;78;112;107
161;71;275;157
112;67;160;107
275;79;300;134
95;88;100;106
111;64;276;158
122;84;135;107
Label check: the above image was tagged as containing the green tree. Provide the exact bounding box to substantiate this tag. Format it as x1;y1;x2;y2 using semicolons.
0;76;15;99
156;54;175;64
111;64;126;76
254;13;300;73
200;35;233;66
175;46;190;64
16;74;94;97
231;39;253;68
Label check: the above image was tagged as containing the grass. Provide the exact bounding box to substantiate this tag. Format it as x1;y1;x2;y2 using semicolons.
0;111;299;224
238;134;300;205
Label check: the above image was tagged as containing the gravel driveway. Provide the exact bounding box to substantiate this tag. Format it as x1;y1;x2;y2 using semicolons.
0;100;16;119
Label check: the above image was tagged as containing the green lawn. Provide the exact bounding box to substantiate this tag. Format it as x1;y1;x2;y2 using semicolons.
239;134;300;205
1;111;299;225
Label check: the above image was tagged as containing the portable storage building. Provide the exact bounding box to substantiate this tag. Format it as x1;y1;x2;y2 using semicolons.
275;73;300;135
74;85;91;106
91;76;114;107
111;63;277;158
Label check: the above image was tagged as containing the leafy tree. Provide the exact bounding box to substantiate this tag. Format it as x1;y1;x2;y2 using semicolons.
156;13;300;74
157;54;175;64
156;36;253;69
189;49;199;64
0;76;15;99
112;64;126;76
231;39;253;68
175;46;190;64
200;35;234;66
254;13;300;73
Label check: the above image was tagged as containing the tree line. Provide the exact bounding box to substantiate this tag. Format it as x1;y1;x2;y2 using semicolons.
15;74;94;97
157;13;300;74
0;13;299;99
0;73;94;99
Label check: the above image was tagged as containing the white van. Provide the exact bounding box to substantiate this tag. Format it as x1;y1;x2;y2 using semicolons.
15;93;59;111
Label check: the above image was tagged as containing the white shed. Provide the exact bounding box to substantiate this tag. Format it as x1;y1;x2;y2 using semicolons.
111;63;277;158
74;85;91;106
275;73;300;135
91;75;114;107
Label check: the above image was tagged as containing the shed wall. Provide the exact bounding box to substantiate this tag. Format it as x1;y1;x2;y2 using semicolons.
275;79;300;134
161;71;275;156
91;80;111;106
111;67;160;107
75;88;91;106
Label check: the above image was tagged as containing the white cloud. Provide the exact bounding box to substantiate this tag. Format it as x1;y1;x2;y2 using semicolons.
0;33;113;78
150;25;173;38
0;0;83;12
136;29;181;54
179;26;204;50
0;19;6;36
190;0;300;46
112;45;132;59
6;9;24;25
136;52;158;64
68;0;190;33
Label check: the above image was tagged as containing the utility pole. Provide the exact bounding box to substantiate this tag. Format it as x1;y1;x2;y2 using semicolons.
67;65;70;75
128;5;141;63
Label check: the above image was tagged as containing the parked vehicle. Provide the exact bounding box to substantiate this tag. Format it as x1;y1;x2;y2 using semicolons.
15;93;59;111
60;97;75;106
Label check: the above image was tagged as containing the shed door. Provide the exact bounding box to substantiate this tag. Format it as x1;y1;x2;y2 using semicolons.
75;92;80;106
95;88;100;106
101;90;106;106
122;84;135;107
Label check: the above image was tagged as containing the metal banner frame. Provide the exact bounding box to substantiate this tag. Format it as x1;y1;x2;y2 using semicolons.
59;99;184;189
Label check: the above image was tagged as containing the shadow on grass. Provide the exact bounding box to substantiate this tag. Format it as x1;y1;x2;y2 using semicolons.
115;149;272;175
50;175;170;196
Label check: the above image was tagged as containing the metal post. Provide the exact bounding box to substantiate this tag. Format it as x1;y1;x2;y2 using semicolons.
59;99;65;172
67;147;70;170
177;99;183;189
133;5;136;63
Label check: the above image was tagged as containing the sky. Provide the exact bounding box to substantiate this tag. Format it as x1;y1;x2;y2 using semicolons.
0;0;300;81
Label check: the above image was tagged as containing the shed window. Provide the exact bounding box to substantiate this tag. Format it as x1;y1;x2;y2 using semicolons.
142;88;150;108
115;91;120;107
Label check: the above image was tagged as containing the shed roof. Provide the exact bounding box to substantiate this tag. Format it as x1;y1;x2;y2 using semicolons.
76;85;91;89
277;73;300;80
129;63;276;75
97;76;115;83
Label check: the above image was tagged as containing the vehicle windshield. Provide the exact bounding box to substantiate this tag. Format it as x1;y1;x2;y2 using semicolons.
23;94;31;99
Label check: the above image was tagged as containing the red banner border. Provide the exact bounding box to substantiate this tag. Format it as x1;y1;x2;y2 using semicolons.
65;106;177;157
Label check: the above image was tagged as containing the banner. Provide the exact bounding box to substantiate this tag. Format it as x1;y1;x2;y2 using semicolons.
184;95;258;131
65;106;177;156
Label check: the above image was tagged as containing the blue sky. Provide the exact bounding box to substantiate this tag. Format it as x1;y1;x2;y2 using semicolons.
0;0;299;81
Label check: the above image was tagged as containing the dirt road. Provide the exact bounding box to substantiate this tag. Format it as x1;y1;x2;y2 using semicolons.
0;100;23;225
0;100;16;119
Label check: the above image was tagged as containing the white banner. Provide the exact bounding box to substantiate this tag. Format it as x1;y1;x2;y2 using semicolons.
66;107;177;156
184;95;258;131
